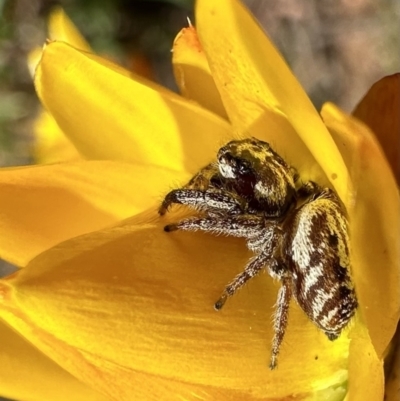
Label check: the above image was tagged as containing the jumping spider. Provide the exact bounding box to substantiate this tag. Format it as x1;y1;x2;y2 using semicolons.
159;137;357;369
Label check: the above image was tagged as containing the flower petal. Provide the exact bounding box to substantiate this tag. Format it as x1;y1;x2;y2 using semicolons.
0;321;111;401
347;324;384;401
48;7;91;51
35;41;231;173
0;161;188;266
30;9;91;164
172;25;228;120
321;103;400;358
384;331;400;401
353;74;400;185
33;110;82;164
0;214;352;401
196;0;351;204
27;8;91;78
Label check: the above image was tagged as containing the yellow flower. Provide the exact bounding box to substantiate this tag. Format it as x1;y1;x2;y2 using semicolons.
0;1;398;400
28;7;90;164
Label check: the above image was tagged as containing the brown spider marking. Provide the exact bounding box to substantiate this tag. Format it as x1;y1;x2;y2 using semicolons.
159;137;357;369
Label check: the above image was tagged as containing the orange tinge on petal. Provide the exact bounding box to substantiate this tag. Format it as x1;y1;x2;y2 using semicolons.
322;103;400;400
353;74;400;185
196;0;351;207
172;24;228;120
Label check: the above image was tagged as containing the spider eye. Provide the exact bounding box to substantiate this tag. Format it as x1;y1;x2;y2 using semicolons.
237;159;251;175
219;152;233;163
218;150;253;179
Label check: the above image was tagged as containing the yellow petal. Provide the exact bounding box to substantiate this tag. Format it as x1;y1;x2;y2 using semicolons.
29;9;91;164
27;8;91;78
172;25;228;120
33;109;82;164
32;8;91;164
0;321;111;401
353;73;400;185
384;333;400;401
0;162;189;266
321;103;400;358
35;41;231;173
0;214;352;401
347;324;384;401
196;0;351;204
48;7;91;51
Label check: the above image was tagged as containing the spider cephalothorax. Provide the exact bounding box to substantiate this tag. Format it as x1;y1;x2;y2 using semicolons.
159;137;357;369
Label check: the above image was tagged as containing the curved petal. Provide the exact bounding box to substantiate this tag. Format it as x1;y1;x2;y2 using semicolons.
32;8;91;164
384;331;400;401
172;25;228;120
0;161;189;266
0;321;111;401
35;41;231;173
196;0;351;204
48;7;91;51
353;73;400;185
33;110;82;164
29;9;91;164
27;8;91;78
347;324;384;401
0;213;352;401
321;103;400;358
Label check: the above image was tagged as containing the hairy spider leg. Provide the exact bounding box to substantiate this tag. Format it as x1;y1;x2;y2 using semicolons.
158;188;245;216
165;214;269;307
270;277;292;369
214;252;271;310
164;211;291;369
164;214;268;307
164;214;264;235
159;138;357;369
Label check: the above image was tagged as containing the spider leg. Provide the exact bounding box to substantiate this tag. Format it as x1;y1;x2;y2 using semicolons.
270;277;292;370
164;214;264;234
159;188;244;216
165;215;270;309
214;252;271;310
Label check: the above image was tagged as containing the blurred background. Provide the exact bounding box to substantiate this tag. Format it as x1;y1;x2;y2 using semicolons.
0;0;399;168
0;1;399;400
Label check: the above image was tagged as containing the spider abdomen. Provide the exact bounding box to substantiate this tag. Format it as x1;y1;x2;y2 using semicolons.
285;189;358;338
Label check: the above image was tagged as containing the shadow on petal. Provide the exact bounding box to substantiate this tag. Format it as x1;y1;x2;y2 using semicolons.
322;103;400;360
0;320;111;401
353;74;400;185
0;210;353;400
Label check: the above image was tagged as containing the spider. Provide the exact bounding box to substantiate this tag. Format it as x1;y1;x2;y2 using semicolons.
159;137;358;369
